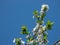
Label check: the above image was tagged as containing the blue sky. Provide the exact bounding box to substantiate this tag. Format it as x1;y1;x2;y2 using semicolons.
0;0;60;45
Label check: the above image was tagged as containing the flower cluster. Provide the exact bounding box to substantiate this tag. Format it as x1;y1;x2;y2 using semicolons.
13;4;53;45
41;5;49;12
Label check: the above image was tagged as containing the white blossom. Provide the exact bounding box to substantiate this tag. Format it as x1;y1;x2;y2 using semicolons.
32;16;34;19
36;23;39;27
38;25;43;34
45;31;48;35
33;31;37;36
13;38;16;43
41;4;49;12
33;27;36;32
29;40;33;44
40;10;44;14
32;23;39;32
37;34;43;43
38;29;42;34
26;34;31;38
21;40;25;45
47;40;49;43
43;25;46;31
26;35;29;38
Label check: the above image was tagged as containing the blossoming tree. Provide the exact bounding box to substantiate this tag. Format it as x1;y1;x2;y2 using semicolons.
13;4;54;45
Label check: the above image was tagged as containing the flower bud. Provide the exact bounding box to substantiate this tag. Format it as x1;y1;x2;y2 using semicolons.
41;4;49;12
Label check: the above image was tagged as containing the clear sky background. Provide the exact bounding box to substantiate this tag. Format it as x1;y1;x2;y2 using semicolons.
0;0;60;45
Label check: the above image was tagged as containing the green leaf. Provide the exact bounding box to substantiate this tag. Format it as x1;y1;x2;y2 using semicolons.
15;38;21;45
33;10;38;15
43;33;48;44
21;25;28;31
36;20;43;25
27;37;33;43
43;33;48;40
20;31;30;35
27;39;30;43
30;37;33;41
43;36;47;40
20;25;30;35
46;20;54;30
16;42;21;45
26;32;30;35
33;10;40;19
